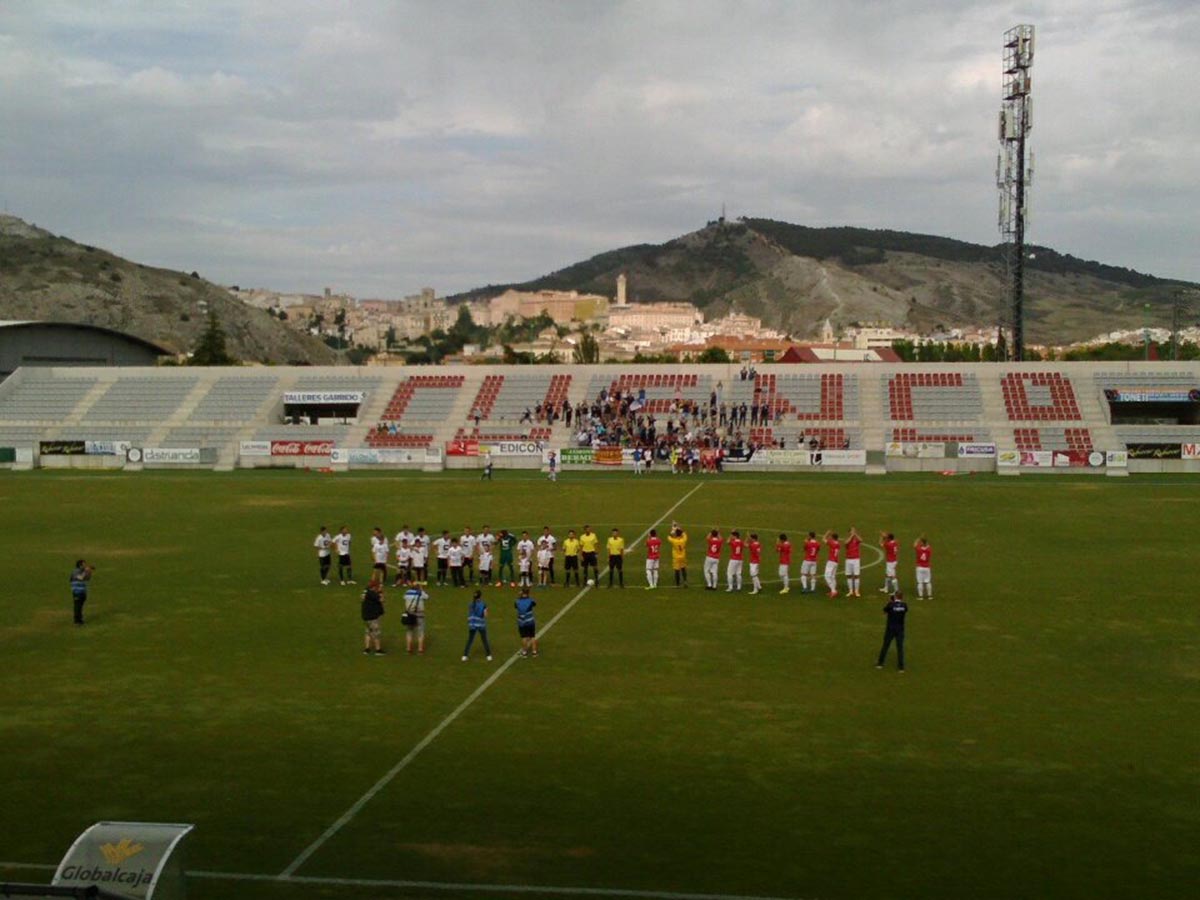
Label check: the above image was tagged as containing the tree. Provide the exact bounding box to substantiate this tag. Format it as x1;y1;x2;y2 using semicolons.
190;310;237;365
696;346;731;363
573;331;600;364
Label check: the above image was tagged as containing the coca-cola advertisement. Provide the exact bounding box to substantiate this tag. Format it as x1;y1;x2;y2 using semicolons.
270;440;335;456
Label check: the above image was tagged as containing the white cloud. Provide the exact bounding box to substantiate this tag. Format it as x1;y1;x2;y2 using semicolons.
0;0;1197;298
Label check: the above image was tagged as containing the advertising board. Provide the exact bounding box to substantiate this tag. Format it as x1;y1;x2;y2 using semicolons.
39;440;86;456
560;447;595;464
957;443;997;458
594;447;624;466
270;440;335;456
1182;443;1200;460
1125;443;1182;460
482;440;545;456
1105;450;1128;468
238;441;272;457
282;391;365;405
446;439;480;456
141;448;202;464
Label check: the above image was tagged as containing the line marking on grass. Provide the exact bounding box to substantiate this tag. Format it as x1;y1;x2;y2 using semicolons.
280;483;706;879
193;868;805;900
0;861;57;870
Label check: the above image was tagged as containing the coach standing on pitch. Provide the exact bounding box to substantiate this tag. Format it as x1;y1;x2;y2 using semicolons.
876;591;908;672
70;559;94;625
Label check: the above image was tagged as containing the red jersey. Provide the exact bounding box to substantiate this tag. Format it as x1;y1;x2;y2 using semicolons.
916;544;932;567
846;535;861;560
883;539;898;563
646;536;662;561
803;538;820;562
826;538;841;563
748;540;762;564
729;537;745;561
706;535;723;560
776;540;792;564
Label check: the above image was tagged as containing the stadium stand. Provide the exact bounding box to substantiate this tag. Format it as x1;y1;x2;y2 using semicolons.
1000;371;1081;420
2;362;1199;468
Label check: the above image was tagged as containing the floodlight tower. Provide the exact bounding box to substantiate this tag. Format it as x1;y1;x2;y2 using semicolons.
997;24;1035;361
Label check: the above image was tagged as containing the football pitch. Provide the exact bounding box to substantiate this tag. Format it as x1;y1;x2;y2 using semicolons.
2;470;1197;900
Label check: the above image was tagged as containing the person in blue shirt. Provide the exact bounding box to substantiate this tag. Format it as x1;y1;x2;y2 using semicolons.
514;587;538;658
462;590;493;662
876;590;908;672
70;559;94;626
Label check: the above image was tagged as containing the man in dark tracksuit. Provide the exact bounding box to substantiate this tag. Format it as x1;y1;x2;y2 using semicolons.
876;591;908;672
70;560;93;625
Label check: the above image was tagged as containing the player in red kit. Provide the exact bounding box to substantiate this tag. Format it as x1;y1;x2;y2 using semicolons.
747;532;763;594
822;530;841;597
775;533;793;594
801;531;820;593
703;528;723;590
844;526;862;597
914;535;933;598
726;530;745;592
879;531;899;594
644;528;662;589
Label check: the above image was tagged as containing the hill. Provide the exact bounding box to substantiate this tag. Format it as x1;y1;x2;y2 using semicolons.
0;215;337;364
451;218;1196;343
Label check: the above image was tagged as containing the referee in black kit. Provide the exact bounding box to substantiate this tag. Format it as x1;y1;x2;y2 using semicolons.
876;590;908;672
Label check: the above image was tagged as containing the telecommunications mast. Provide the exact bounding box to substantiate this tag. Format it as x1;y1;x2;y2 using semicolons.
997;24;1035;361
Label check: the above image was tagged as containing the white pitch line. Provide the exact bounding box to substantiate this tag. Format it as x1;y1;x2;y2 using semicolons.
280;483;706;878
192;868;805;900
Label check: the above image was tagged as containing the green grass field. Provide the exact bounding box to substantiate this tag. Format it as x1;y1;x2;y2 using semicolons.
2;470;1197;900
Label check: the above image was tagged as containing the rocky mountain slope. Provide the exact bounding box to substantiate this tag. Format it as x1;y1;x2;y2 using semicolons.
0;215;337;364
452;218;1195;343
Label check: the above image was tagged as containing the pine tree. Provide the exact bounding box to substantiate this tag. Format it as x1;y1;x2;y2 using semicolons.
190;310;236;365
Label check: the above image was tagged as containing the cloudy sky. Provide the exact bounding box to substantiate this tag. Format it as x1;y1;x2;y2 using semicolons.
1;0;1197;297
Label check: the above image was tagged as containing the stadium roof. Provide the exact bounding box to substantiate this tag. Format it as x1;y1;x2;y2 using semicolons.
0;320;171;355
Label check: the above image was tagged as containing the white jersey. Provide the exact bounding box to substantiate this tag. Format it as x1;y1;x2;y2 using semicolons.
371;536;389;564
448;546;464;566
397;542;412;563
540;533;557;553
537;547;552;568
433;537;451;560
477;531;495;553
314;533;332;557
478;549;493;570
394;529;414;549
333;532;352;556
411;543;427;567
460;534;477;557
516;539;535;561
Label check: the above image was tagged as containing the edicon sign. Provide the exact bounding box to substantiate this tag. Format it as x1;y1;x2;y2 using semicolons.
54;821;194;899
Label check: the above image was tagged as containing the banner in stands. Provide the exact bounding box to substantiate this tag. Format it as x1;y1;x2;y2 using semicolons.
1125;443;1182;459
40;440;86;456
481;440;545;456
1106;450;1129;468
1020;450;1054;468
560;447;594;464
446;439;479;456
342;448;426;465
270;440;335;456
886;442;946;459
957;442;997;458
760;448;866;466
282;391;365;405
594;447;624;466
1182;443;1200;460
239;441;271;457
1103;388;1200;403
85;441;132;456
997;450;1019;467
1051;450;1102;468
142;448;201;464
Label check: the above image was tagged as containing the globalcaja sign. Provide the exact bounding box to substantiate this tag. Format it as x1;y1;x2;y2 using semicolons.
53;821;194;899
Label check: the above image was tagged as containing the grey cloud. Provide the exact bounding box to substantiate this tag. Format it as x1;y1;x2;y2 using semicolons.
0;0;1197;298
